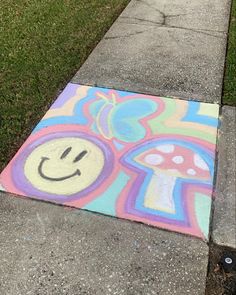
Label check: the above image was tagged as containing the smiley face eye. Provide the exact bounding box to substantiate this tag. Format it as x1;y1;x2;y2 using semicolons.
73;150;88;163
60;147;72;159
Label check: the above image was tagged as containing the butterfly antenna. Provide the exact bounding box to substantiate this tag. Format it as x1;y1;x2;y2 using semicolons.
97;92;109;102
112;93;116;104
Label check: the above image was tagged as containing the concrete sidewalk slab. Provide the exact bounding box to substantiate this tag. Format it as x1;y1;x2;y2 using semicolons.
0;83;220;240
212;106;236;249
73;0;231;103
0;192;209;295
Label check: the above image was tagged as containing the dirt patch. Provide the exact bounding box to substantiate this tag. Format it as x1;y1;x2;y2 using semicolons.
206;245;236;295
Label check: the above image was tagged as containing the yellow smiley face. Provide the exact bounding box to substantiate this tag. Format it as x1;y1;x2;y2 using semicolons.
24;137;105;195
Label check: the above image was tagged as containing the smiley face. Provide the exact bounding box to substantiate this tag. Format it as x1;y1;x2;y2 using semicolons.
24;137;105;195
38;148;87;182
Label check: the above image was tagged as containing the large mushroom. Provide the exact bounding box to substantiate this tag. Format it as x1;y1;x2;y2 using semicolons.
135;143;211;214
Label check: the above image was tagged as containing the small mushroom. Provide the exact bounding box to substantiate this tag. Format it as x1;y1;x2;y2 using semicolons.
136;144;211;213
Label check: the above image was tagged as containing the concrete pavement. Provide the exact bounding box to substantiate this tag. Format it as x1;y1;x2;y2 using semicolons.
212;106;236;249
0;192;208;295
73;0;231;103
0;0;235;294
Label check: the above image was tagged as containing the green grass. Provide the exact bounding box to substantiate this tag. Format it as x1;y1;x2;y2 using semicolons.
223;0;236;105
0;0;129;171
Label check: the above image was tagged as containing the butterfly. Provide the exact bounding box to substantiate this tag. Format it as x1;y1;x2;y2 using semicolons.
89;90;157;143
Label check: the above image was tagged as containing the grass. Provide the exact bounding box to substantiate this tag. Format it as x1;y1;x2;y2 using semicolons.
0;0;129;171
223;0;236;106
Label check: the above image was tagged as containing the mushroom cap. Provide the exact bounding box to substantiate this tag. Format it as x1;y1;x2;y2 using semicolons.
135;144;211;181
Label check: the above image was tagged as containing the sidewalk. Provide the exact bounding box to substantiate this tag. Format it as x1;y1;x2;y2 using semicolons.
0;0;235;294
73;0;231;103
0;193;209;294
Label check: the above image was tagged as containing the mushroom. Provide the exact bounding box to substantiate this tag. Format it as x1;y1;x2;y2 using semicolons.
135;144;211;214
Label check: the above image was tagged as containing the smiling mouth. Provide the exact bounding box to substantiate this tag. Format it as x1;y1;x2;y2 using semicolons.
38;157;81;182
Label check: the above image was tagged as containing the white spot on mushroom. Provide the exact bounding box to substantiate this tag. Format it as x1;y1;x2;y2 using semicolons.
194;154;209;171
144;154;164;165
156;144;175;153
172;156;184;164
187;169;197;176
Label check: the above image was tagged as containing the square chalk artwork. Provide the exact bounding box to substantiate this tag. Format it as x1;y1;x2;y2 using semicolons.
0;83;219;240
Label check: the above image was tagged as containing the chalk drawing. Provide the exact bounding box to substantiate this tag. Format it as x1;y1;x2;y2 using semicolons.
0;83;219;240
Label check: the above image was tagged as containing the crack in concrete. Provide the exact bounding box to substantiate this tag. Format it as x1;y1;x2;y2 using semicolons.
113;8;226;40
104;29;150;40
166;24;225;39
135;0;166;20
121;16;163;26
120;16;226;33
131;0;184;26
104;0;226;40
107;18;225;40
134;0;187;26
129;0;226;35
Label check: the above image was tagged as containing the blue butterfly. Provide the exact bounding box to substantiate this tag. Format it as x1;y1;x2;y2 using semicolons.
89;93;157;143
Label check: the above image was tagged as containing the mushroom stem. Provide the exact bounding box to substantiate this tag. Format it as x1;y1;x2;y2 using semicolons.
144;172;177;214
